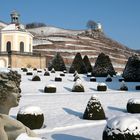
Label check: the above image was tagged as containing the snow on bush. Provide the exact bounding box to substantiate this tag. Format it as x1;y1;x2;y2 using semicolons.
103;115;140;140
90;76;96;82
44;84;56;93
72;79;85;92
120;81;128;91
105;74;112;82
97;83;107;91
83;95;106;120
17;106;44;129
55;75;62;81
127;98;140;113
32;75;41;81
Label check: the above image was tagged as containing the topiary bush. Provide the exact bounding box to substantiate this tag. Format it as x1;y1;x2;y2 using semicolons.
72;79;85;92
90;77;96;82
44;84;56;93
69;53;87;74
22;68;28;72
105;74;112;82
17;105;44;130
44;71;50;76
127;98;140;113
103;116;140;140
136;85;140;90
55;76;62;81
83;55;93;72
51;68;55;73
48;52;66;71
92;53;116;77
60;72;65;77
122;54;140;82
97;83;107;91
120;81;128;91
32;75;41;81
26;72;33;75
83;95;106;120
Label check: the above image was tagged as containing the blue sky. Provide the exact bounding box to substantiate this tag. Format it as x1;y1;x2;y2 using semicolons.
0;0;140;50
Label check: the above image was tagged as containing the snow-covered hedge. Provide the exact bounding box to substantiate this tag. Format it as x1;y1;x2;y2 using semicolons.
17;106;44;129
44;84;56;93
127;98;140;113
32;75;41;81
90;76;96;82
97;83;107;91
120;81;128;91
103;115;140;140
72;79;85;92
83;95;106;120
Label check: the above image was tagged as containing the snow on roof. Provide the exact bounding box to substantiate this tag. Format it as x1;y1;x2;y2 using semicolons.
106;115;140;135
18;105;43;115
2;23;25;31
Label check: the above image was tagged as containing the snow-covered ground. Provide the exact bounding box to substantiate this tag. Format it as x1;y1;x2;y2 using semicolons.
9;68;140;140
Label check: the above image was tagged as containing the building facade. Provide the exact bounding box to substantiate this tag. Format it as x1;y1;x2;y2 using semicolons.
0;11;46;68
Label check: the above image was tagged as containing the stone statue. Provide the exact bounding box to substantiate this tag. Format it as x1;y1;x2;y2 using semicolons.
0;71;43;140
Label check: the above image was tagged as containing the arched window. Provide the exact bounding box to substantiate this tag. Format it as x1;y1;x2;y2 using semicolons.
6;41;11;53
20;42;24;53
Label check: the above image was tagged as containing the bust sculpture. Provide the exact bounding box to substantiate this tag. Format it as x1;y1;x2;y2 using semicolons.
0;71;43;140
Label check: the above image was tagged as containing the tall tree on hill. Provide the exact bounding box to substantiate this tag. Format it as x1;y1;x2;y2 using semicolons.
83;55;93;72
48;52;66;71
92;53;116;77
86;20;97;31
69;53;87;74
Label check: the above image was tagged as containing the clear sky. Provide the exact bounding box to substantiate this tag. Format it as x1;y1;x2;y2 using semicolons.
0;0;139;50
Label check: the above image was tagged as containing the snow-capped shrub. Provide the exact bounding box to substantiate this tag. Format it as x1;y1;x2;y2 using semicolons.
55;76;62;81
122;54;140;82
17;105;44;129
83;95;106;120
127;98;140;113
105;74;112;82
92;53;116;77
33;68;37;71
90;77;96;82
48;52;66;71
120;81;128;91
26;72;33;75
69;53;87;74
97;83;107;91
74;74;80;81
44;71;50;76
51;68;55;73
119;78;125;82
63;70;67;73
136;85;140;90
37;70;42;73
72;79;85;92
60;72;65;76
22;68;28;72
44;84;56;93
103;116;140;140
32;75;41;81
83;55;92;72
87;72;92;77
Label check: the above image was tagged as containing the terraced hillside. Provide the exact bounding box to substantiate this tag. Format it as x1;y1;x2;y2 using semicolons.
28;26;139;72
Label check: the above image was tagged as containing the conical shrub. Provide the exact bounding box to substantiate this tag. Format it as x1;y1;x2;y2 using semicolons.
92;53;116;77
122;54;140;82
69;53;87;74
83;95;106;120
48;52;66;71
83;55;93;72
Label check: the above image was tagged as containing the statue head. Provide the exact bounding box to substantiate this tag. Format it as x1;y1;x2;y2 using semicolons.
0;71;21;107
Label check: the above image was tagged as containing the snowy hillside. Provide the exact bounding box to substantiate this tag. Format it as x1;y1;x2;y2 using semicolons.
9;68;140;140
